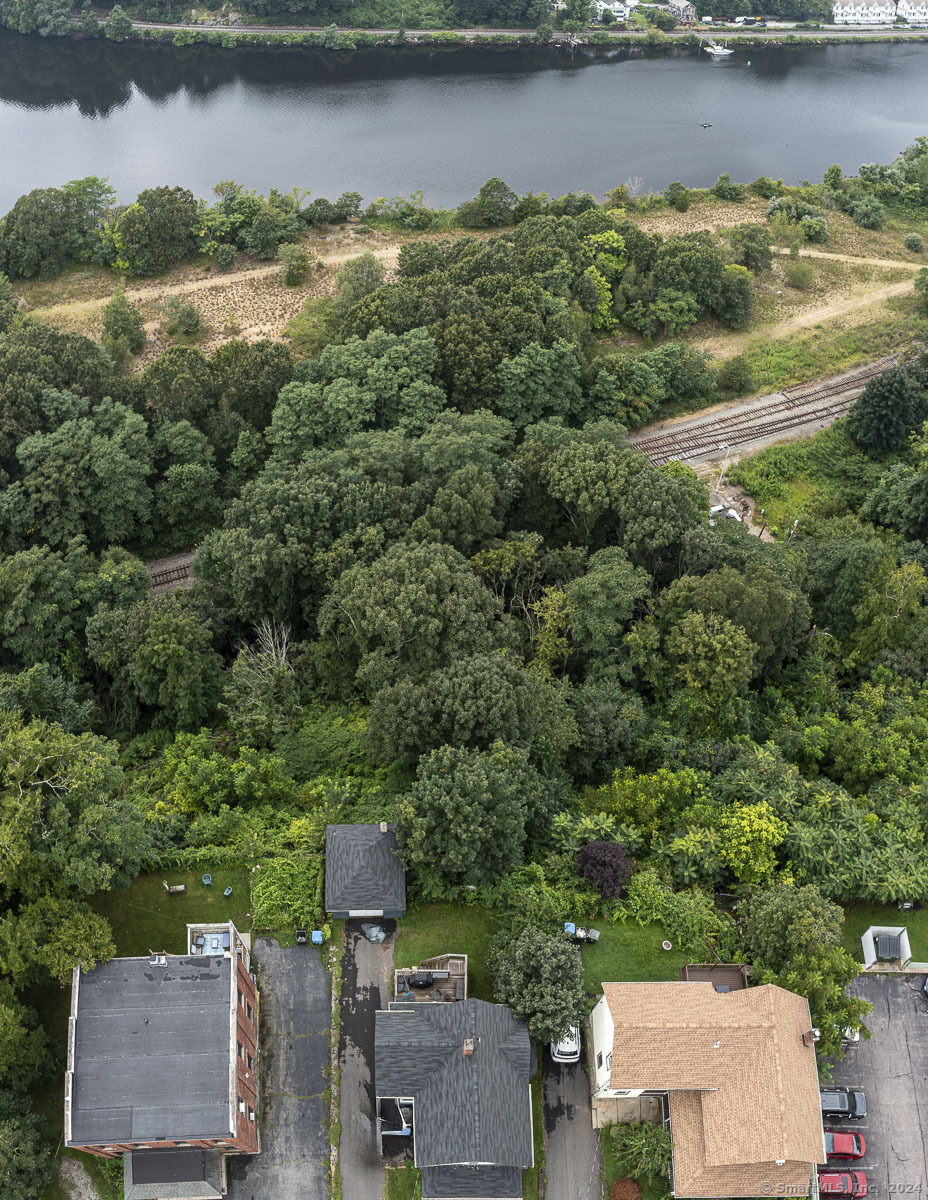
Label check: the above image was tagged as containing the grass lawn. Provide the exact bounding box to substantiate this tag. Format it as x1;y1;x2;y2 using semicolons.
582;921;687;996
393;903;501;1001
385;1162;421;1200
842;902;928;962
90;867;252;958
522;1062;545;1200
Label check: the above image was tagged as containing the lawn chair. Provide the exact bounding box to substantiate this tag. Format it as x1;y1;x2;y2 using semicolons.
162;880;187;895
223;886;233;897
202;873;212;886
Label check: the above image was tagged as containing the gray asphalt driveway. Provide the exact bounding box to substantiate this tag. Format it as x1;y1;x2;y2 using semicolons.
543;1047;603;1200
339;920;396;1200
227;937;330;1200
828;973;928;1195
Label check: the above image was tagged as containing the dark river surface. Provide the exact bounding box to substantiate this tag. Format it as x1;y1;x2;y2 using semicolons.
0;30;926;209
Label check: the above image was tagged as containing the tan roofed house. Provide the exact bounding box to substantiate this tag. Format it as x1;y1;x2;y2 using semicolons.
589;982;825;1198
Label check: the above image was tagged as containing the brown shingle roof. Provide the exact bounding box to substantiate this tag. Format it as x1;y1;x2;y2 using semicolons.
602;983;824;1198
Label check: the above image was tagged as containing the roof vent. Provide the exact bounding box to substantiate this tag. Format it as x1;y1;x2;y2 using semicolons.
463;1038;475;1057
713;1041;720;1049
380;820;389;834
775;1160;786;1167
149;952;167;967
802;1028;820;1047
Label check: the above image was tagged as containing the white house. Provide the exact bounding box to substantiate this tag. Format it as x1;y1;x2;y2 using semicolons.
669;0;697;18
897;0;928;19
832;0;898;21
594;0;632;18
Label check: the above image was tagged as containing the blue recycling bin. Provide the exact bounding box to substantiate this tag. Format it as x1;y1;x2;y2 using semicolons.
311;930;323;945
563;921;576;936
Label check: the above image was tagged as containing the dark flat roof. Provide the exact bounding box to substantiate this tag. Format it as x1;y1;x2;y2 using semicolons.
422;1165;524;1198
680;964;749;991
124;1149;223;1200
69;956;233;1146
131;1148;208;1184
325;823;406;913
376;998;533;1172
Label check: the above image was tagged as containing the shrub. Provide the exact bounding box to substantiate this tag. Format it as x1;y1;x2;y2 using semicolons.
799;214;828;242
609;1122;673;1181
102;287;145;355
664;181;691;212
716;354;754;395
710;173;745;202
162;294;201;336
750;176;783;199
251;855;324;930
849;196;885;230
214;243;237;270
785;260;813;289
576;840;632;898
905;232;924;253
536;19;553;38
278;241;309;285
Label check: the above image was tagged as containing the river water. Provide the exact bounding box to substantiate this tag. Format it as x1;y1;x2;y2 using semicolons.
0;31;926;210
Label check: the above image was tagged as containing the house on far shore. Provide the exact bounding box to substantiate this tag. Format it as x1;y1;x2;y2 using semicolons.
589;981;825;1197
325;822;407;920
669;0;698;20
897;0;928;19
65;921;258;1199
375;997;535;1200
832;0;898;21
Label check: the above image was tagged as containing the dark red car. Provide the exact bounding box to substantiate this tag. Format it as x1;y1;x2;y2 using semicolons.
824;1130;866;1160
819;1171;868;1198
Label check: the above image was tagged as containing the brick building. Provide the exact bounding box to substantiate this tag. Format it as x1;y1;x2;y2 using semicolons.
65;921;258;1199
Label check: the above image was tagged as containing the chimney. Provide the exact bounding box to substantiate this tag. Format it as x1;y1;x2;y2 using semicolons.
380;821;388;834
802;1029;820;1048
463;1038;475;1057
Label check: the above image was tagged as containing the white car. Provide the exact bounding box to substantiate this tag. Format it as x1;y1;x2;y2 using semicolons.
550;1025;581;1064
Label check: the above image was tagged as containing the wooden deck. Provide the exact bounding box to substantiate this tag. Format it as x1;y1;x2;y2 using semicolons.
393;953;467;1004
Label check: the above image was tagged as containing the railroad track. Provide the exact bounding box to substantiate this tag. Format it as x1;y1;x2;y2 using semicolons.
632;355;900;466
146;551;196;592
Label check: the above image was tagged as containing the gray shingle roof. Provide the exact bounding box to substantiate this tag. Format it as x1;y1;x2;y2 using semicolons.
421;1165;524;1198
375;999;533;1172
69;956;233;1146
124;1149;224;1199
325;823;406;913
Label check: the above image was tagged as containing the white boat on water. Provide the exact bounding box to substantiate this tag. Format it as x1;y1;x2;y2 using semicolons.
704;40;734;55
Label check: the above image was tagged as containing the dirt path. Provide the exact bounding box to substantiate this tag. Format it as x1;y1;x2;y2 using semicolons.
775;246;922;271
699;276;916;358
34;243;402;323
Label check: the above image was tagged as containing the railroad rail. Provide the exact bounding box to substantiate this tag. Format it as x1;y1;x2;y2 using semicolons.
631;355;900;467
146;550;196;593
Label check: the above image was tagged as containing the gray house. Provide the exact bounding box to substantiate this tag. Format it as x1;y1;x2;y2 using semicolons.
375;998;535;1200
325;822;407;919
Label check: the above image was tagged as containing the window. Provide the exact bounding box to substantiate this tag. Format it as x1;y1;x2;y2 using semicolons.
246;1052;254;1071
606;1053;613;1071
237;988;243;1007
248;1107;256;1123
246;1001;253;1021
237;1041;244;1059
597;1052;603;1069
238;1099;246;1114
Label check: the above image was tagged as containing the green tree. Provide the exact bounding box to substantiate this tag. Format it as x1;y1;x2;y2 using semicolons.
759;944;871;1060
278;241;309;285
915;267;928;314
741;884;844;973
396;743;548;891
727;223;773;271
102;286;146;359
334;251;385;313
715;263;754;330
103;3;133;39
564;547;650;657
0;982;49;1092
608;1122;673;1181
847;365;928;454
318;541;503;695
2;896;116;985
458;178;519;228
488;924;584;1043
114;186;198;276
220;619;302;748
0;1108;53;1200
496;339;583;428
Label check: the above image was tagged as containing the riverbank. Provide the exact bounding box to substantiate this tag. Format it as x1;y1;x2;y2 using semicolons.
77;15;928;50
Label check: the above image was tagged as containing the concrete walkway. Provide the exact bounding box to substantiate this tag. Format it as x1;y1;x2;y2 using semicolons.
338;921;396;1200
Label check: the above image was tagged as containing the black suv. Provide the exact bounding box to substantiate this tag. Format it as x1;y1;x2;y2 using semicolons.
820;1089;867;1121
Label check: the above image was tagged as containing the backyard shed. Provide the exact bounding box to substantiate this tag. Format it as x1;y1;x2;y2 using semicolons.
325;822;407;919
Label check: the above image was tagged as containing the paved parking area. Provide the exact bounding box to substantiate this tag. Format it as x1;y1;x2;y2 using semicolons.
542;1048;603;1200
828;973;928;1197
227;937;331;1200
